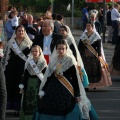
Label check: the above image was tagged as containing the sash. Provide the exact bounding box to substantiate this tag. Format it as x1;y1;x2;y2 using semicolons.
82;40;110;76
54;72;74;97
29;59;44;82
77;66;84;81
10;39;27;61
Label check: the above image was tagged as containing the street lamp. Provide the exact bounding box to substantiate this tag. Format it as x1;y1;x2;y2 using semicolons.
103;0;106;43
72;0;74;33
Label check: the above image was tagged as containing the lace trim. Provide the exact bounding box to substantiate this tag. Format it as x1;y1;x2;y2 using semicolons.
81;32;101;44
48;55;74;77
26;58;47;75
10;38;32;51
1;38;32;71
1;45;11;71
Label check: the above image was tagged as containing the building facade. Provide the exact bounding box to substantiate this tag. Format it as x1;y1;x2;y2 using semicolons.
0;0;9;19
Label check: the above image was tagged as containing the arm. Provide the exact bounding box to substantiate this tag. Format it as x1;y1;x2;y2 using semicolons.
69;65;80;97
20;69;29;91
5;22;14;34
96;39;101;56
0;63;7;119
115;9;120;18
70;44;77;60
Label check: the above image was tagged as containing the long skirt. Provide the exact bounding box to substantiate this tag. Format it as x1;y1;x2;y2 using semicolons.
81;68;89;88
82;56;112;88
20;77;39;120
33;104;98;120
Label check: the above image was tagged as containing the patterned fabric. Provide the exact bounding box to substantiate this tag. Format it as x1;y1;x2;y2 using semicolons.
38;65;80;116
82;56;101;83
34;104;82;120
22;77;40;115
112;44;120;71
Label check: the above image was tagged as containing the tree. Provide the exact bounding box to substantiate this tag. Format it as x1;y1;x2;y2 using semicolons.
9;0;86;17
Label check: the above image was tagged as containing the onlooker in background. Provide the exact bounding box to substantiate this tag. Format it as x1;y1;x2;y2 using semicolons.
5;12;14;41
54;14;64;33
90;6;98;18
10;11;19;30
0;62;7;120
36;17;44;35
3;6;13;24
107;6;113;43
98;6;104;28
45;6;52;19
82;4;89;31
23;14;38;41
111;4;120;45
20;13;28;25
52;13;57;21
90;13;102;35
41;14;46;20
13;7;17;11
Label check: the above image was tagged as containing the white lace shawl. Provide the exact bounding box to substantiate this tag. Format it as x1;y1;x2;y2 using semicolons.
80;31;101;44
80;31;106;61
25;54;47;75
1;37;32;71
65;25;84;68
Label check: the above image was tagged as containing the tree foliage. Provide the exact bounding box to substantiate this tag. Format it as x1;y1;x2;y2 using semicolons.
9;0;86;17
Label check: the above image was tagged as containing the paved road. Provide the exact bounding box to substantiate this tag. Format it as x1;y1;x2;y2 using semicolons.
87;79;120;120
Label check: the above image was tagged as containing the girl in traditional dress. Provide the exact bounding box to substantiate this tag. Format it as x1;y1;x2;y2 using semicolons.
20;45;47;120
1;25;32;114
59;25;89;87
33;39;98;120
78;22;112;89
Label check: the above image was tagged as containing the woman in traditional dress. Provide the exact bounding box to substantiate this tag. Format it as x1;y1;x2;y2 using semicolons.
78;22;112;89
33;39;98;120
59;25;89;87
110;30;120;75
1;25;32;114
20;45;47;120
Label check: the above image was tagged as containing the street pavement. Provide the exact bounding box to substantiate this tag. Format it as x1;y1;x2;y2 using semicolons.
5;29;120;120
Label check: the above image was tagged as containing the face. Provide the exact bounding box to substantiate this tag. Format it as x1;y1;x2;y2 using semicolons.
23;14;27;20
90;16;96;22
42;21;52;35
59;28;67;36
37;18;44;26
16;27;25;38
28;16;33;24
86;23;93;32
11;13;15;18
31;47;40;58
57;44;67;57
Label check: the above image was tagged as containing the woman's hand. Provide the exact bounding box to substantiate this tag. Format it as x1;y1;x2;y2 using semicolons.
19;89;24;94
98;56;102;60
76;97;81;103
